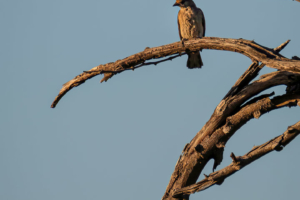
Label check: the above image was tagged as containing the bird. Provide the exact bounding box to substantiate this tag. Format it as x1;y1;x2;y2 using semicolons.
173;0;205;68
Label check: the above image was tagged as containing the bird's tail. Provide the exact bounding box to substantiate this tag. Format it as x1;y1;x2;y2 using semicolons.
187;51;203;69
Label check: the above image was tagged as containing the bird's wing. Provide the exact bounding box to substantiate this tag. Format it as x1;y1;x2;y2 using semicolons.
197;8;205;37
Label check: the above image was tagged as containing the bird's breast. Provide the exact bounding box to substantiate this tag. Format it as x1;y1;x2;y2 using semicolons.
178;7;203;39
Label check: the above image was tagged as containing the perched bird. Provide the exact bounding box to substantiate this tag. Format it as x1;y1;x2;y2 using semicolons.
173;0;205;68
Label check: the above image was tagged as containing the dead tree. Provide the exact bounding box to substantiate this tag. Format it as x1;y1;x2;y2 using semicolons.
51;37;300;200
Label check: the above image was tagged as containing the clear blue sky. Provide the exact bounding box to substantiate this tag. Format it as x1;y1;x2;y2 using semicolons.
1;0;299;200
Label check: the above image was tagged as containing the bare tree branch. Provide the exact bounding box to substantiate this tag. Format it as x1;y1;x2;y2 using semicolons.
188;71;300;154
162;70;300;200
162;39;297;200
173;120;300;197
51;38;298;108
224;40;290;98
50;33;299;200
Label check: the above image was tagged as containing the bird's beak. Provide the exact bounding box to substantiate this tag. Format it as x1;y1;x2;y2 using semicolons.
173;3;180;7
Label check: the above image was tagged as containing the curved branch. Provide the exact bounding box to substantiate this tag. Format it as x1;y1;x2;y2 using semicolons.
173;120;300;197
224;39;290;98
51;38;298;108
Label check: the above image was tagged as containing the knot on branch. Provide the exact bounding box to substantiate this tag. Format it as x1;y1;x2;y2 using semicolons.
230;153;242;169
274;145;284;152
101;73;114;83
288;126;298;134
195;144;204;155
213;143;225;171
215;178;225;185
223;117;233;134
286;81;300;95
230;152;238;163
216;100;227;115
253;110;261;119
273;136;284;152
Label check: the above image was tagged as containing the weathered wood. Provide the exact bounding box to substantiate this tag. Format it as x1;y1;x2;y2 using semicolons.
162;71;300;200
50;34;299;200
173;120;300;197
161;39;295;199
224;40;290;98
51;38;298;108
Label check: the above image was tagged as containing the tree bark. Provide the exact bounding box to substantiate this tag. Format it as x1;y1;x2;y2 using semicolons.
173;120;300;197
162;72;300;200
50;37;300;200
51;38;299;108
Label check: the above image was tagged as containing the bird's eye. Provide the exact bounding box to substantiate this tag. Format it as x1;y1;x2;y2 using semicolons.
182;0;188;4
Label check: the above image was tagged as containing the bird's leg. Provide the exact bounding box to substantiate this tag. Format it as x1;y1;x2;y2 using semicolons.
181;38;188;46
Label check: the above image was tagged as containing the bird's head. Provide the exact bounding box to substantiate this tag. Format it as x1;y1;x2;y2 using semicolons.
173;0;195;8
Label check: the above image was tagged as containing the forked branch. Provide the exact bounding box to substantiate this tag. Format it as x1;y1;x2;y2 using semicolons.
173;120;300;197
162;41;299;200
50;35;299;200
